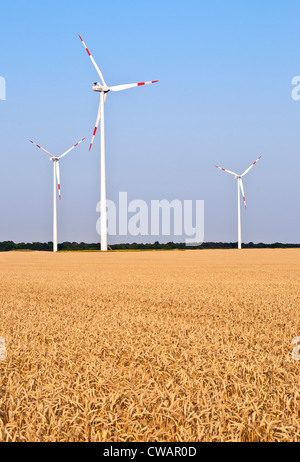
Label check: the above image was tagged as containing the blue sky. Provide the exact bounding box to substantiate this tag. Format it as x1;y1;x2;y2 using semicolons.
0;0;300;244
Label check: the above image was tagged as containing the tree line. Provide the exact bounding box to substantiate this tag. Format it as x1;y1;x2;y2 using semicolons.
0;241;299;251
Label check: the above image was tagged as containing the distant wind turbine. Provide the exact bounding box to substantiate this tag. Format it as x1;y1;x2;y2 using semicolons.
78;34;158;251
215;156;262;249
29;138;86;252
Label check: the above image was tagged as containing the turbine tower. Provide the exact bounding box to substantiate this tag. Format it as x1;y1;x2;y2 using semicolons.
29;138;85;252
78;35;158;251
215;156;262;249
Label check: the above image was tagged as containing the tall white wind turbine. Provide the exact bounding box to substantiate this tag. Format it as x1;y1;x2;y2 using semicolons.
78;34;158;251
215;156;262;249
29;138;86;252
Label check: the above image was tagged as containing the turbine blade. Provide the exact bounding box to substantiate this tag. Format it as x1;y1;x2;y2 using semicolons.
29;140;54;157
215;165;238;176
58;137;86;159
89;93;108;152
89;101;101;152
241;155;262;177
78;35;107;86
56;162;61;200
239;178;246;209
108;80;159;92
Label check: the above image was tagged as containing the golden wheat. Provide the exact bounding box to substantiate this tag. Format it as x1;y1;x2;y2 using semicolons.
0;249;300;442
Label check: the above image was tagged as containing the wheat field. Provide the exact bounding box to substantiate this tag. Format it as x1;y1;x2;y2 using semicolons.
0;249;300;442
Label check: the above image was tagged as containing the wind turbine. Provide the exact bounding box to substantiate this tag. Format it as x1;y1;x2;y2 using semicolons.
78;34;158;251
215;156;262;249
29;137;86;252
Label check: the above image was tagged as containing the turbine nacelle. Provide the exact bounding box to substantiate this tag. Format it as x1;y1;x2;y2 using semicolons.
92;82;109;93
50;157;60;162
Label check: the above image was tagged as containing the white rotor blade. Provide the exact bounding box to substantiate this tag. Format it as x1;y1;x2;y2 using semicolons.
241;155;262;177
239;178;246;209
58;137;86;159
108;80;159;92
78;35;107;86
215;165;238;176
29;140;54;158
88;93;107;152
89;99;101;152
56;162;61;200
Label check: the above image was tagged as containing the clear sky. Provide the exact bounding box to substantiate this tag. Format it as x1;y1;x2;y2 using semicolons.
0;0;300;244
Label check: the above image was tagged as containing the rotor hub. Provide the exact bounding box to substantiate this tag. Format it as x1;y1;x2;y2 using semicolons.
92;82;109;93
